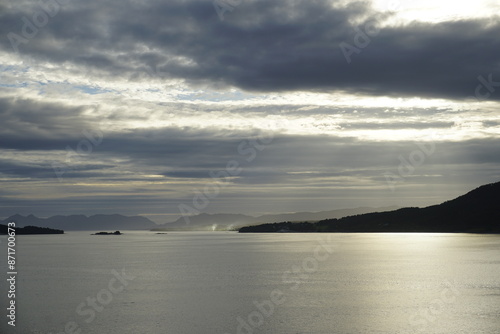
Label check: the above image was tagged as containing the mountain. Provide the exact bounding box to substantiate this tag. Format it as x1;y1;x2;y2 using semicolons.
154;206;400;231
1;207;399;232
152;213;255;231
239;181;500;233
1;214;157;231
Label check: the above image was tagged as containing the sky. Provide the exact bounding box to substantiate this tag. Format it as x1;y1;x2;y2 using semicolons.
0;0;499;224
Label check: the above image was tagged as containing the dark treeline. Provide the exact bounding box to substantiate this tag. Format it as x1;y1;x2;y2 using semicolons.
239;181;500;233
0;224;64;235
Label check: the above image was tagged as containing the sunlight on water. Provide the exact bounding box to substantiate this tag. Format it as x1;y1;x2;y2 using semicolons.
0;232;499;334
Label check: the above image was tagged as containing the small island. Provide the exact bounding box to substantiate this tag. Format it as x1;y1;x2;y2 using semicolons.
0;224;64;235
92;231;122;235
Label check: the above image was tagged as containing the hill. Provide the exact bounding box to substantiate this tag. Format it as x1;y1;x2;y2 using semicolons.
239;181;500;233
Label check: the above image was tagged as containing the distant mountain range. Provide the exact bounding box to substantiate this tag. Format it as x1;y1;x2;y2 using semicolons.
1;214;157;231
152;206;400;231
1;207;400;232
240;181;500;233
4;181;499;233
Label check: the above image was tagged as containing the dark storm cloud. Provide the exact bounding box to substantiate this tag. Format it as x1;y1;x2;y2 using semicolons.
2;0;500;100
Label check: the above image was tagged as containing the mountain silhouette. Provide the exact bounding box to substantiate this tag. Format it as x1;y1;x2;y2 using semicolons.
1;214;157;231
240;181;500;233
153;206;399;231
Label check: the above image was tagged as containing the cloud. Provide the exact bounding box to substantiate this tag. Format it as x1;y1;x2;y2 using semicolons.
1;0;499;100
0;124;499;219
1;0;500;220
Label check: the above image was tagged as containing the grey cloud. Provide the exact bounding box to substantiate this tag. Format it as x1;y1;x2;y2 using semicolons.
0;159;54;178
2;0;500;100
483;121;500;127
2;107;500;180
2;0;500;221
339;121;455;130
0;194;171;220
0;91;498;182
0;159;114;179
0;96;95;142
160;170;219;179
1;130;499;219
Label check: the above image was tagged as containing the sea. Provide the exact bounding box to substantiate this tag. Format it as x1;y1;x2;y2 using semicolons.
0;232;499;334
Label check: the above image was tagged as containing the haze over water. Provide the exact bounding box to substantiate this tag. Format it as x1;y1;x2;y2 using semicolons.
1;232;499;334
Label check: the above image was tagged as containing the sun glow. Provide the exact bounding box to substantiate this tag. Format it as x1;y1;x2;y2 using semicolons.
371;0;500;24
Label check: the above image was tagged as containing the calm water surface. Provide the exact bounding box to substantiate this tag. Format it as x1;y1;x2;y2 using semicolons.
1;232;499;334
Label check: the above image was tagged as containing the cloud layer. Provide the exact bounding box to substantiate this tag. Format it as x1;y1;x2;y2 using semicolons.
2;0;500;99
1;0;500;222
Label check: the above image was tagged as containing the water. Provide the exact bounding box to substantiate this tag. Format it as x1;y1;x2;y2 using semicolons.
1;232;499;334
